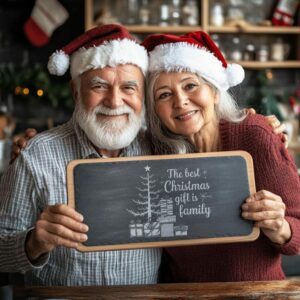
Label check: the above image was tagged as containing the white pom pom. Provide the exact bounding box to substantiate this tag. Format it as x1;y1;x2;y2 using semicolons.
47;50;70;76
226;63;245;87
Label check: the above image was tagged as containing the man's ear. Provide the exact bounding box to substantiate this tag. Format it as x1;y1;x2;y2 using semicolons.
70;80;78;104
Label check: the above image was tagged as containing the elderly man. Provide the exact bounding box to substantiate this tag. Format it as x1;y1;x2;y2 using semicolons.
0;24;161;286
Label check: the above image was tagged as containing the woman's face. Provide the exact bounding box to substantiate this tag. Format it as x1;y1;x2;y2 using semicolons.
153;72;219;136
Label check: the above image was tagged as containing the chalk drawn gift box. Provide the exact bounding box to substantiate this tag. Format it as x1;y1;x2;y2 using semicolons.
174;225;189;236
129;221;144;237
144;222;160;237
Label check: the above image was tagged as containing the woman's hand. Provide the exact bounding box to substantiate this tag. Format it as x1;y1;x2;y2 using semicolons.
25;204;89;262
242;190;291;245
11;128;37;163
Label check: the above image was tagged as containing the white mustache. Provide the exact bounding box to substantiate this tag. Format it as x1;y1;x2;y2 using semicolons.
93;105;133;116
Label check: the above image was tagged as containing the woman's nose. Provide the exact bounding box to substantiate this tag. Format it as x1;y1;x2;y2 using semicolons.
173;90;189;108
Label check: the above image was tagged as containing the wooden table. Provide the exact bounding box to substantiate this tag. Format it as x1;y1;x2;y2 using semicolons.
12;280;300;299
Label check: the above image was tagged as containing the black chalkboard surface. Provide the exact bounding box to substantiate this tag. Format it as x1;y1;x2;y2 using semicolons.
67;151;259;251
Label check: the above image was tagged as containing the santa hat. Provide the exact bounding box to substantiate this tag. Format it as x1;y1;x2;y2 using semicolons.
47;24;148;78
142;31;244;91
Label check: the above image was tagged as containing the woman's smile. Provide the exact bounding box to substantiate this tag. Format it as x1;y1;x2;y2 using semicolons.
175;110;198;121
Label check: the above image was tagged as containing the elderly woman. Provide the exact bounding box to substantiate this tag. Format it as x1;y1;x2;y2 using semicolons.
142;31;300;282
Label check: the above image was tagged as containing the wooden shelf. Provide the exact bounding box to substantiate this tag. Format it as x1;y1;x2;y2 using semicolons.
126;25;202;34
231;61;300;69
208;25;300;34
85;0;300;68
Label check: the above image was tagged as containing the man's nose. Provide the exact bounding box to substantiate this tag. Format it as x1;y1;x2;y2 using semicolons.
173;90;189;108
105;88;124;108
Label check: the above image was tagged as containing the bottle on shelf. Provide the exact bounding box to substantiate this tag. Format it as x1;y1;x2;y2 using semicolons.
139;0;150;25
170;0;181;26
256;44;269;62
124;0;139;24
181;0;199;26
271;38;290;61
244;0;265;25
159;4;170;26
226;0;245;23
243;43;256;61
210;2;224;26
230;37;243;61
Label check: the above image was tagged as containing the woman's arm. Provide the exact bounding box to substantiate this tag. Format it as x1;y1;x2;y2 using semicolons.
240;117;300;253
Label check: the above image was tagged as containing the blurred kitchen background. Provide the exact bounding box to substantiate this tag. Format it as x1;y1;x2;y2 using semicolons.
0;0;299;174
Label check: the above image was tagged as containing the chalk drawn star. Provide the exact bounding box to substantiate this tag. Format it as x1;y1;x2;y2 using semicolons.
145;165;151;172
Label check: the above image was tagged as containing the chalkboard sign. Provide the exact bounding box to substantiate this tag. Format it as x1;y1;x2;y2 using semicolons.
67;151;259;251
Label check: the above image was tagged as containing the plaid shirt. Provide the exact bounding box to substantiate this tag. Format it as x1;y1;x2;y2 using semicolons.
0;117;161;286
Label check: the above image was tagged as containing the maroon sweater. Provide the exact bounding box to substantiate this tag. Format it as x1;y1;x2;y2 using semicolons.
161;114;300;282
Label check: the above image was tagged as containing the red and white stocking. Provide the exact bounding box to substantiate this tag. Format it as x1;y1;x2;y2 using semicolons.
272;0;299;26
24;0;69;47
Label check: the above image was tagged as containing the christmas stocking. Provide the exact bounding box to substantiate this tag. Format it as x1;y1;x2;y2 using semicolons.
272;0;299;26
24;0;69;47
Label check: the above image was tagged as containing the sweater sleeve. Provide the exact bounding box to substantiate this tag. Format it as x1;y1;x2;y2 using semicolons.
0;154;49;272
249;118;300;255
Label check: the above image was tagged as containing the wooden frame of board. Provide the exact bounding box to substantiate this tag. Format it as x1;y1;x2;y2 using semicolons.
67;151;259;251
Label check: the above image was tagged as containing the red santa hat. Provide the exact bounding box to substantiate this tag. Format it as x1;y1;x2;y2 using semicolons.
142;31;244;91
48;24;148;78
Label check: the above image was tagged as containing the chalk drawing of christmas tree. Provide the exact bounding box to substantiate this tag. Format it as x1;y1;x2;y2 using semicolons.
128;166;189;238
127;166;161;222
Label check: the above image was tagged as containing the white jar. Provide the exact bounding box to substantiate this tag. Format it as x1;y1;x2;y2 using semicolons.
210;3;224;26
271;39;290;61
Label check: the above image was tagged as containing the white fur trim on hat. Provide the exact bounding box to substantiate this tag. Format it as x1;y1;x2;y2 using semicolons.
70;39;148;78
48;50;70;76
149;43;244;90
225;63;245;87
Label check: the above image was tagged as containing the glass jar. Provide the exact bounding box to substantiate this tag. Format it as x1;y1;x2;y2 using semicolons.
271;38;290;61
160;4;170;26
125;0;139;24
230;37;242;61
227;0;245;22
139;0;150;25
210;3;224;26
245;0;265;25
256;45;269;62
181;0;199;26
170;0;181;26
243;43;256;61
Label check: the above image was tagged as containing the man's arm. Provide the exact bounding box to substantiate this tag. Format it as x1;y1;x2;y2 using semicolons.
0;153;41;272
10;114;289;162
0;151;89;272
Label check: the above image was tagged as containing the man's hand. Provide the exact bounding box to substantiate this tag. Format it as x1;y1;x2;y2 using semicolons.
265;115;288;148
25;204;89;262
11;128;37;163
242;190;291;245
246;109;288;148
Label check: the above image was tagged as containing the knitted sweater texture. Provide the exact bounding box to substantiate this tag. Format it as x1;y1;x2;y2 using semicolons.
161;114;300;282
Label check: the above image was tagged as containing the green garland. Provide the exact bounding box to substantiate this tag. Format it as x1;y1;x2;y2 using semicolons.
0;64;73;111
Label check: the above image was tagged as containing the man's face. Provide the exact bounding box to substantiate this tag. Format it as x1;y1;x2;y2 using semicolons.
73;64;145;150
79;64;144;117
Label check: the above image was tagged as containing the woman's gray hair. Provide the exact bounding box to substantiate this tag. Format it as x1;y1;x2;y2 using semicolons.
146;71;246;154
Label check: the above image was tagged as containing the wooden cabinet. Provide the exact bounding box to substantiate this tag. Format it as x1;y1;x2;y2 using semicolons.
84;0;300;69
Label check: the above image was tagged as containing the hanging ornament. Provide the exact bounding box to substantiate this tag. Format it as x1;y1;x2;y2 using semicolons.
23;0;69;47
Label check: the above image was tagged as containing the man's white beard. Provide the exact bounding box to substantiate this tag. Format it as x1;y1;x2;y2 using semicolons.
74;100;143;151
